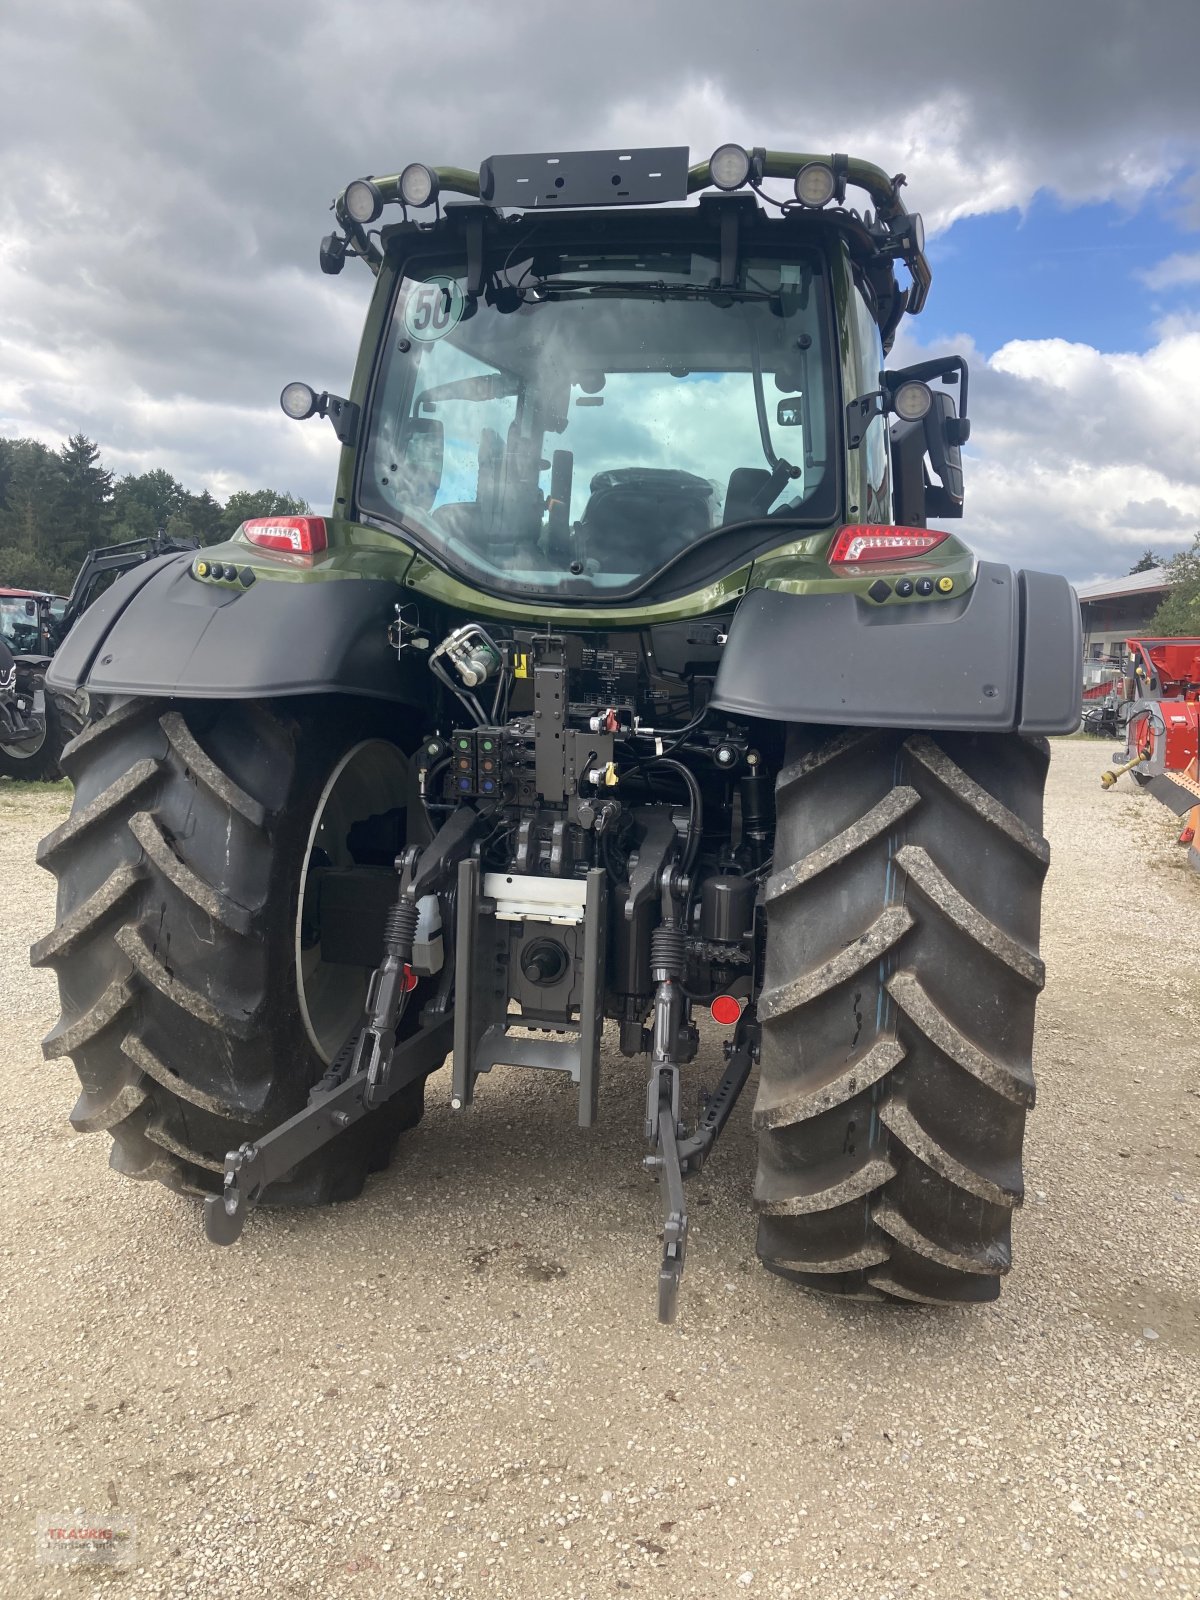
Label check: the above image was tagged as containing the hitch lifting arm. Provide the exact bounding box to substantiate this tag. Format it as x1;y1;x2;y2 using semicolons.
203;1012;453;1245
203;804;490;1246
645;1009;759;1322
640;849;759;1323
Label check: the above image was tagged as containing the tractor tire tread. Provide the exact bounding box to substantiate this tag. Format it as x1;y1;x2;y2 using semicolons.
754;728;1048;1305
36;696;429;1207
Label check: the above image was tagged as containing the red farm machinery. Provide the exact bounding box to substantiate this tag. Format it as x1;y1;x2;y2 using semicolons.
1102;637;1200;868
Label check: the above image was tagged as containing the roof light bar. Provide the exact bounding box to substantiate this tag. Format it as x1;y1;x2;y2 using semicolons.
828;525;948;565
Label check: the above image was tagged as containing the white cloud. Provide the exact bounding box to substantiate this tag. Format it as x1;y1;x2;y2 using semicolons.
892;324;1200;578
1139;251;1200;290
1;0;1198;570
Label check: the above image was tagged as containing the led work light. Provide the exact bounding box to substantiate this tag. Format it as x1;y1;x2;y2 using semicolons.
280;381;320;421
399;163;439;208
793;162;836;208
343;178;384;225
708;144;752;191
891;379;933;421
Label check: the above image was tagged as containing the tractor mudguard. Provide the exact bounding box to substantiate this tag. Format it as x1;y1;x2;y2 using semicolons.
46;552;424;704
709;561;1080;734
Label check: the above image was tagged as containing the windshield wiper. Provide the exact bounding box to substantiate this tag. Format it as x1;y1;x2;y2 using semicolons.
526;278;778;303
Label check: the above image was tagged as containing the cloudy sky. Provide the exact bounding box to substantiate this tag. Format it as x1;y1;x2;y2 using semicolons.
2;0;1199;581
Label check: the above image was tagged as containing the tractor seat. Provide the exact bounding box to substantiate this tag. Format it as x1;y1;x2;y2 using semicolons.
581;468;713;569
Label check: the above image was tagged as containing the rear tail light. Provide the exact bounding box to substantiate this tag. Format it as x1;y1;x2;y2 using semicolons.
241;516;328;555
829;524;947;564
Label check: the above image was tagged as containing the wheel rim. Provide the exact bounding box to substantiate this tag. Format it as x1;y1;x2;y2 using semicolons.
0;715;47;760
295;739;410;1064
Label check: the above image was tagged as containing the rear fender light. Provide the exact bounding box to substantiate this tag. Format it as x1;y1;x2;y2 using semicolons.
829;524;948;565
240;516;328;555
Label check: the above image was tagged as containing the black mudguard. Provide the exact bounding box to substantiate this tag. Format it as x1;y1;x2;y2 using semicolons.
47;553;428;706
709;562;1080;734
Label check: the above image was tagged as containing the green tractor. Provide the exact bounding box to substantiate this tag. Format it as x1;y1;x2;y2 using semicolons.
36;145;1079;1319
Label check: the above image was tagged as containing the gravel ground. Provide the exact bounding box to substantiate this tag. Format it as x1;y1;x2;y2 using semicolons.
1;743;1198;1600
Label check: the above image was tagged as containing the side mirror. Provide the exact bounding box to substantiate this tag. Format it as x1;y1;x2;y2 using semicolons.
886;354;970;523
923;390;964;516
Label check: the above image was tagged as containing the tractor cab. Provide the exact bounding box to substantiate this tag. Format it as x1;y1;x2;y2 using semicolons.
0;590;60;657
283;145;970;608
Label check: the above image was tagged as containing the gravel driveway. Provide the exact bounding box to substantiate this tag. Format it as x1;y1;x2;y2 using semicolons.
1;742;1197;1599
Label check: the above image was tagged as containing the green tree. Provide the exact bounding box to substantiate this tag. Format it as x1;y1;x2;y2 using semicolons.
58;434;114;560
0;432;315;592
171;488;225;545
109;469;188;542
1128;548;1161;574
218;488;309;540
0;439;66;561
1148;534;1200;636
0;544;76;593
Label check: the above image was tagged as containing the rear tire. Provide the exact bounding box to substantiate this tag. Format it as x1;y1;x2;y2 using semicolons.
754;728;1050;1304
33;696;434;1202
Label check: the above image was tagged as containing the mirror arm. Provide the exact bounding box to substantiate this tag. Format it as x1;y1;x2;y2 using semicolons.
318;393;360;447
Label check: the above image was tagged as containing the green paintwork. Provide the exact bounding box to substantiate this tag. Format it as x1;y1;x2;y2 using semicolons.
751;533;976;600
199;522;416;587
399;551;756;627
209;514;977;629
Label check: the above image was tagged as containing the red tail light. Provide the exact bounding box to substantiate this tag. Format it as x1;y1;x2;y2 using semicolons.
829;524;947;564
241;516;328;554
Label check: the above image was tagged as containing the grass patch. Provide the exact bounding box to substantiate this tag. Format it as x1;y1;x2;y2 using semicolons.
0;777;72;800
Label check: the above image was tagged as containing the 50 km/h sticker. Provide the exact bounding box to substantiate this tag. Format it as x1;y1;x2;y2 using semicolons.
403;277;465;342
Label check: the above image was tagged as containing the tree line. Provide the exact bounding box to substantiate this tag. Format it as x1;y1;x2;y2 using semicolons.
0;434;308;595
1147;536;1200;636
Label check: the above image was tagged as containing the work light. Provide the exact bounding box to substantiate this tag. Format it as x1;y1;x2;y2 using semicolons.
399;163;439;208
794;162;836;208
890;211;926;255
891;379;933;422
709;144;752;191
343;178;384;225
280;382;319;421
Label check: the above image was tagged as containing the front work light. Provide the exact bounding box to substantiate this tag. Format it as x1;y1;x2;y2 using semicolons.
399;162;439;208
343;178;384;225
709;144;752;191
280;382;320;421
794;162;836;207
891;379;933;422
